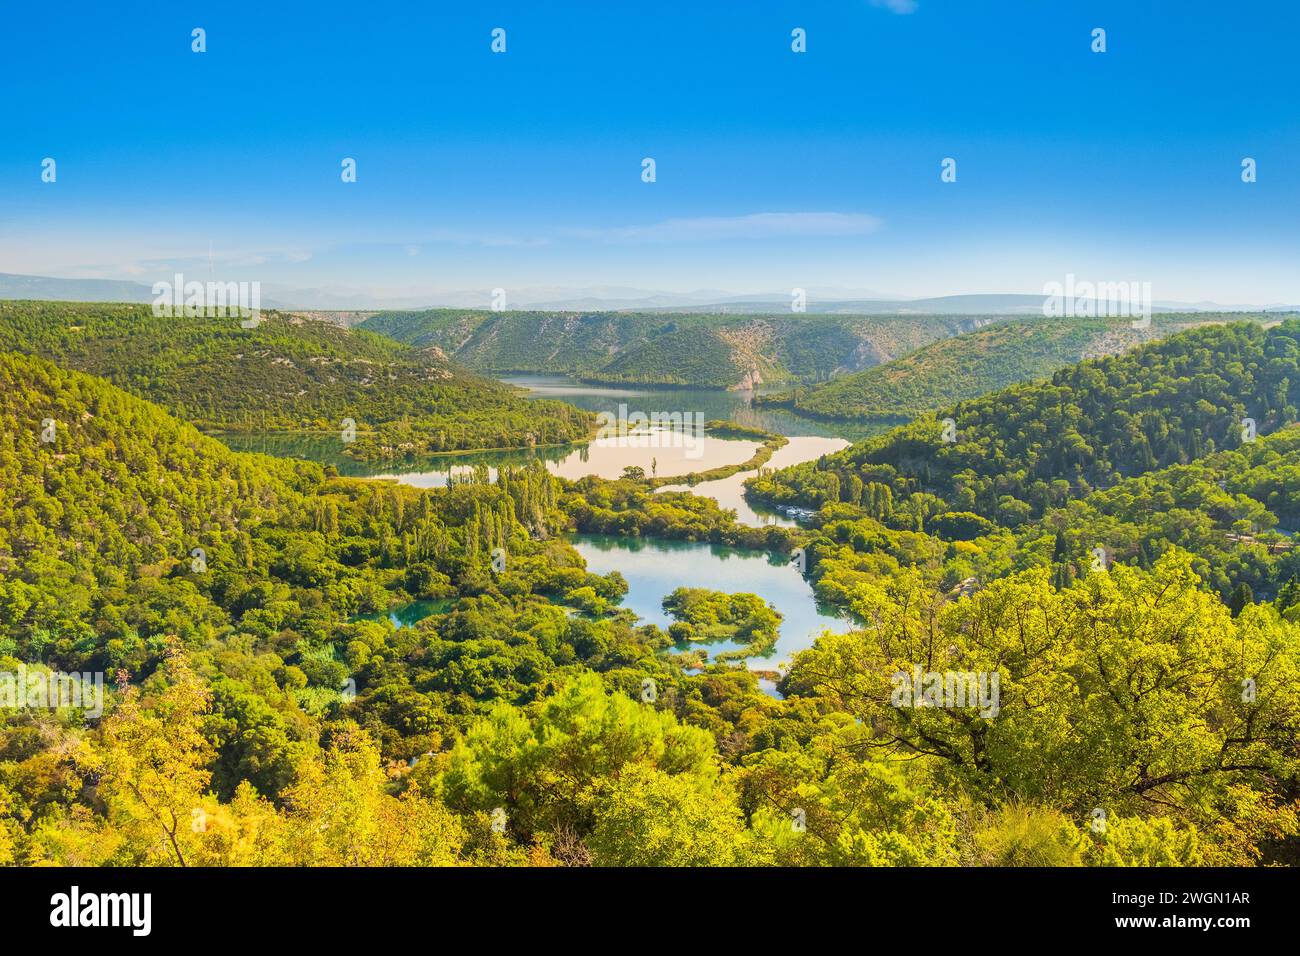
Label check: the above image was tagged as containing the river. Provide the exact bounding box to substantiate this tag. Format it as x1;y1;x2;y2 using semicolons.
219;375;862;521
502;374;880;442
222;375;867;682
572;534;855;692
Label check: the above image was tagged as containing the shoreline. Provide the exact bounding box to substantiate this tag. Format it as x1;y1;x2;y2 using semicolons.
204;423;604;463
216;419;790;475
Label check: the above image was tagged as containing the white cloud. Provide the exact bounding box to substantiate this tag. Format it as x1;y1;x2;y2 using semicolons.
565;212;884;243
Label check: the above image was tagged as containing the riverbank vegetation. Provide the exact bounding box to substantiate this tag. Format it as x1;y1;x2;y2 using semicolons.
639;422;788;490
662;587;783;662
561;476;798;550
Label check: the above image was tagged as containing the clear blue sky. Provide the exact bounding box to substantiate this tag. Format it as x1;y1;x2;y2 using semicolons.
2;0;1297;302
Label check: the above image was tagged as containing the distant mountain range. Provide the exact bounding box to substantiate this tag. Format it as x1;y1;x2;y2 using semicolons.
2;272;1297;315
360;309;1009;389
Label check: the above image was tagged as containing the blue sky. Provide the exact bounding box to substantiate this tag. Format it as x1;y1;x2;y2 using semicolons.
2;0;1297;303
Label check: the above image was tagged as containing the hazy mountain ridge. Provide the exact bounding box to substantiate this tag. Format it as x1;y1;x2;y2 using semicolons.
361;309;1010;388
5;273;1296;315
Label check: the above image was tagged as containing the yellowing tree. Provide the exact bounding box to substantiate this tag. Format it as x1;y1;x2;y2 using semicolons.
443;673;719;847
741;723;959;866
90;647;214;866
587;764;750;866
281;724;464;866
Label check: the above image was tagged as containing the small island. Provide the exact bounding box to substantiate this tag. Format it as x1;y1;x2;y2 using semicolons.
662;587;783;663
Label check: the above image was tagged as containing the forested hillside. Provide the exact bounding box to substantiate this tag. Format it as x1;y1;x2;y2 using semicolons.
1006;425;1300;602
759;314;1279;421
2;345;1296;867
361;309;1007;389
0;350;666;863
0;301;594;460
747;322;1300;523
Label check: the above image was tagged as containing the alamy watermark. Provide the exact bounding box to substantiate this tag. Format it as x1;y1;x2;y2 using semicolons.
50;886;151;936
1041;274;1152;328
595;403;706;460
891;666;1000;718
152;272;262;328
0;665;104;718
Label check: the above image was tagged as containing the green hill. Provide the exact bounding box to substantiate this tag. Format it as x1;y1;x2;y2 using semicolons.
1006;424;1300;602
746;321;1300;524
760;314;1280;421
593;325;771;386
0;349;312;669
361;309;1010;389
0;301;594;460
0;349;305;572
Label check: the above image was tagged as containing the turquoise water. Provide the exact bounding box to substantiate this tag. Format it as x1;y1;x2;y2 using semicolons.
352;537;855;696
216;432;540;478
224;376;864;688
571;534;854;682
351;599;449;628
370;426;762;486
657;434;848;526
220;424;763;485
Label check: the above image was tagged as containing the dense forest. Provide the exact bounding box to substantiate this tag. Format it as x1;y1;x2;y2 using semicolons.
746;322;1300;523
2;317;1298;867
757;314;1276;421
0;301;594;461
360;309;1006;389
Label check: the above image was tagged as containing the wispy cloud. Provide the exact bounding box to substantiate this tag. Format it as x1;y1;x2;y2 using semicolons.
565;212;884;243
412;229;548;248
870;0;918;14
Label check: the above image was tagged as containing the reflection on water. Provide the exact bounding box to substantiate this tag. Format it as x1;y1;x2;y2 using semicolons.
541;427;758;481
656;435;850;526
501;375;885;443
222;427;760;486
505;377;656;401
217;432;552;478
572;534;854;682
217;376;875;522
351;599;450;628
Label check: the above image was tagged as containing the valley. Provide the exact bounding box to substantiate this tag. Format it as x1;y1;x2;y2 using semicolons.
1;304;1298;869
222;374;854;674
359;308;1010;390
